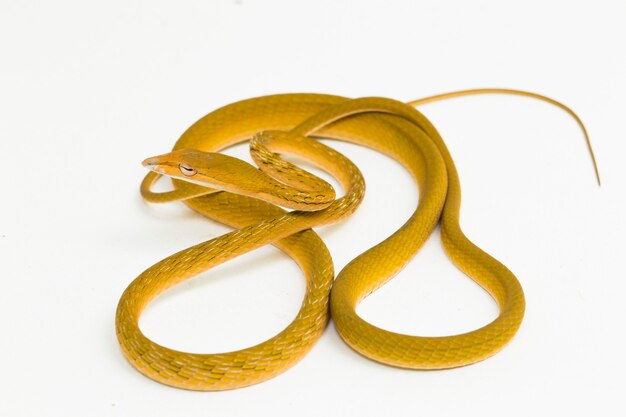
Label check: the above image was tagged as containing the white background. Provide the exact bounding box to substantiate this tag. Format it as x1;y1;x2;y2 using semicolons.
1;1;624;416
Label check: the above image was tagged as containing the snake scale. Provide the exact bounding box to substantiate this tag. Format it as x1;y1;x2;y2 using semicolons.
116;89;598;390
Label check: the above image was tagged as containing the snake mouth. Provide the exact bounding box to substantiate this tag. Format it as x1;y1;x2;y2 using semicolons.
142;157;160;168
142;157;172;175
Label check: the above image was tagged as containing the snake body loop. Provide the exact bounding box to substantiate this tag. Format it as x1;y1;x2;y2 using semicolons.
116;91;597;390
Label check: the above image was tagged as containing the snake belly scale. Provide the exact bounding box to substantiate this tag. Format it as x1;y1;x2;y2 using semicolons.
116;91;598;390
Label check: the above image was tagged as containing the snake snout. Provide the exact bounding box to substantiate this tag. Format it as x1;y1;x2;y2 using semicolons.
142;156;168;174
142;157;160;169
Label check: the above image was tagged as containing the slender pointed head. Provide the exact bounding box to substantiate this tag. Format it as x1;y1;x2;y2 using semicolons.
142;149;215;182
142;148;261;190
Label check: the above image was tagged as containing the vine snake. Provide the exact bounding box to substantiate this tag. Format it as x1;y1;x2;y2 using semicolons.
116;89;599;390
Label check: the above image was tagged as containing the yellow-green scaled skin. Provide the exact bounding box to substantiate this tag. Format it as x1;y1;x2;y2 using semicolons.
116;93;528;390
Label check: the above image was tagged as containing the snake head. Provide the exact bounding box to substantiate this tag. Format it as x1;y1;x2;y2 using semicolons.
143;148;271;191
143;147;337;211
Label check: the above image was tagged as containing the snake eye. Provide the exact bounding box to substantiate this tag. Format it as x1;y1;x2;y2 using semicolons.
179;163;197;177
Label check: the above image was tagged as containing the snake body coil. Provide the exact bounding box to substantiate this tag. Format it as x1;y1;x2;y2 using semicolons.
116;91;597;390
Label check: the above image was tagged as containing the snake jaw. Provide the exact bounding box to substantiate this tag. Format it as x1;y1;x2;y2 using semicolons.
142;157;167;175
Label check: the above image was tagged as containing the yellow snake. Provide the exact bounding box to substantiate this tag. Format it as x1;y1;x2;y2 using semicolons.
116;89;599;390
